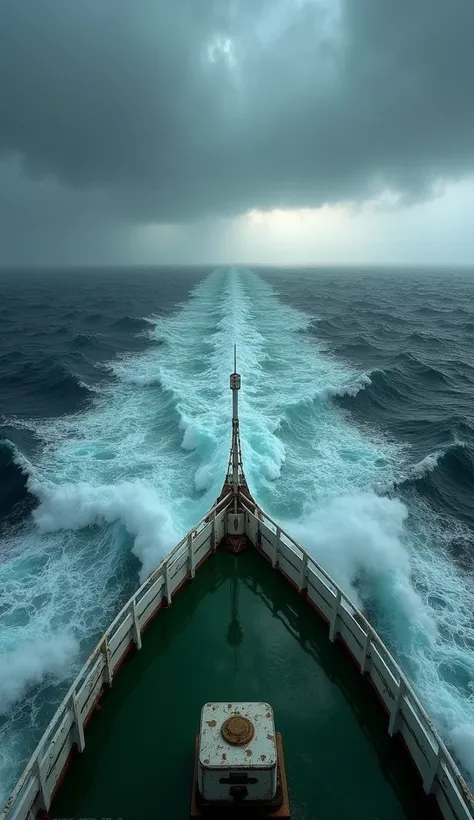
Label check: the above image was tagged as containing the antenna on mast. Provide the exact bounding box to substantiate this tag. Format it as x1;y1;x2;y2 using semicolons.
229;345;241;507
220;342;254;512
221;342;254;512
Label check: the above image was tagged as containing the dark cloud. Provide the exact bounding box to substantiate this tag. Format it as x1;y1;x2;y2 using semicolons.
0;0;473;261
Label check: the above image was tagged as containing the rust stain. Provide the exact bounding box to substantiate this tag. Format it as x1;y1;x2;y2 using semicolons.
206;719;217;728
265;712;271;718
245;749;252;757
267;733;274;741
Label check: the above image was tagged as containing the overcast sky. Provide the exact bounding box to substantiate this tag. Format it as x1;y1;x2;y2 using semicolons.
1;0;473;266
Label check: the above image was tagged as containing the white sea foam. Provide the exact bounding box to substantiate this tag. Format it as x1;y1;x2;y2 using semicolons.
2;267;474;801
31;479;178;583
313;372;373;402
288;493;409;602
377;440;467;492
410;450;444;479
450;725;474;782
0;634;78;716
408;440;466;481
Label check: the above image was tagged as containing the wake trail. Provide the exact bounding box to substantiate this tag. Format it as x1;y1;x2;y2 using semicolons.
230;271;474;784
1;267;473;803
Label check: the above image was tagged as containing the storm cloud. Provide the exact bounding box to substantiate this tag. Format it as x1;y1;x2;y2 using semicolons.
0;0;473;262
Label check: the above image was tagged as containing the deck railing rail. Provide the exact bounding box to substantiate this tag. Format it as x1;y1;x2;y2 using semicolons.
239;492;474;820
3;488;473;820
1;493;232;820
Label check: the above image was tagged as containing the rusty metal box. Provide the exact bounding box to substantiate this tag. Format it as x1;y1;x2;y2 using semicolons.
197;702;277;804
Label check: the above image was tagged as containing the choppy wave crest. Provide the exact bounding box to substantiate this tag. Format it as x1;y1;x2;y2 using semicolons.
1;267;474;801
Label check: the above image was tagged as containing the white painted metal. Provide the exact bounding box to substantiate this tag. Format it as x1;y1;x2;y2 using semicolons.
361;625;372;673
42;708;75;775
299;552;309;592
34;757;48;813
1;495;231;820
424;744;441;795
2;482;473;820
101;637;113;687
272;529;279;568
136;575;165;625
229;346;241;495
226;511;245;535
76;655;104;719
188;532;195;579
329;589;342;643
108;612;133;659
71;693;85;753
131;598;142;650
198;702;277;803
239;493;474;820
389;677;406;737
306;568;336;623
163;562;171;606
211;510;217;552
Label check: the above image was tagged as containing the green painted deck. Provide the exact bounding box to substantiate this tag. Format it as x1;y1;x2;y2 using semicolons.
51;549;437;820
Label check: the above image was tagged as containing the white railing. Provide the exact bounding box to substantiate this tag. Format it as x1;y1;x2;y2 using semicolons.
1;494;232;820
240;493;474;820
4;487;473;820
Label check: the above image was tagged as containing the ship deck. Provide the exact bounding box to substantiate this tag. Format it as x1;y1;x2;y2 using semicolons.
51;548;438;820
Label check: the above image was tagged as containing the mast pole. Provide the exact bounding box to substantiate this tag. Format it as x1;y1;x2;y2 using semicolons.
230;344;241;508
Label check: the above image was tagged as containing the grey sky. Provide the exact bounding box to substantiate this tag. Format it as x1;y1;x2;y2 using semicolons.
1;0;473;265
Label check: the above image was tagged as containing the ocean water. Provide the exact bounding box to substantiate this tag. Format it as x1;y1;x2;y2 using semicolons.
1;265;474;804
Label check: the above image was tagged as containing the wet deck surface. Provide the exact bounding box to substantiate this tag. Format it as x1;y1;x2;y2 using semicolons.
52;549;435;820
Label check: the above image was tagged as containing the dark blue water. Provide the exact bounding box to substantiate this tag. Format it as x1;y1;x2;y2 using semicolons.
1;266;473;803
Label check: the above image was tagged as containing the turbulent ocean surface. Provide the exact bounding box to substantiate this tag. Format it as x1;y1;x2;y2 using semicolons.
1;265;474;803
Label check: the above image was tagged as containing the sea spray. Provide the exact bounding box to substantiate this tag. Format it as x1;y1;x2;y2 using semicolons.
31;479;179;582
0;634;78;716
1;266;474;800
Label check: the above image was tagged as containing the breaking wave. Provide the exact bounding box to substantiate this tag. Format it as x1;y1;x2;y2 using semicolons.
1;267;474;801
0;634;79;717
32;479;178;583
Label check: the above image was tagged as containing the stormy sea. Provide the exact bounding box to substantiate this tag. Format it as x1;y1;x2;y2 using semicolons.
1;266;474;804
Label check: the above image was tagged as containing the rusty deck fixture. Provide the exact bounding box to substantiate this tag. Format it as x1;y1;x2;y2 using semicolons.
224;535;249;554
190;734;290;819
221;716;255;746
2;350;474;820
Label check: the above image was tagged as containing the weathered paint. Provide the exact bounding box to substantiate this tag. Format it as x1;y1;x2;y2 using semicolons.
240;495;474;820
51;549;443;820
0;496;232;820
2;359;474;820
198;702;277;803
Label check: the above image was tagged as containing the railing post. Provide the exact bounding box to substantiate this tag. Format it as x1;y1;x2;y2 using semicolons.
35;754;50;812
423;744;440;794
361;627;372;673
164;562;172;606
131;598;142;650
272;527;281;568
72;692;85;753
329;589;341;642
299;553;308;593
254;507;261;548
211;510;217;552
389;676;405;737
102;637;113;687
188;532;195;579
